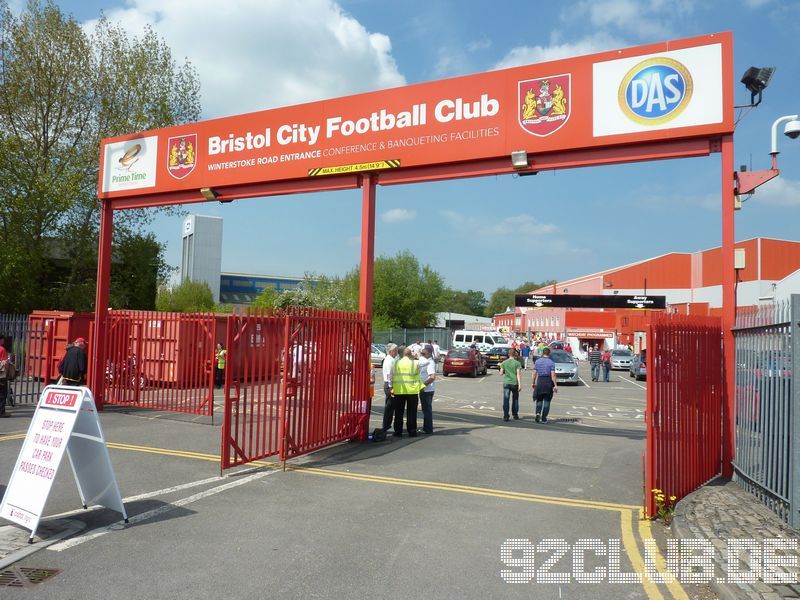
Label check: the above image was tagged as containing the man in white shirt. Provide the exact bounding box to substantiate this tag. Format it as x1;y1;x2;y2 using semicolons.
418;345;437;434
381;343;399;431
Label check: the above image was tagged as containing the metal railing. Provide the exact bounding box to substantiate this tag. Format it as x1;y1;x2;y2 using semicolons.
0;313;49;406
733;296;796;524
645;313;723;517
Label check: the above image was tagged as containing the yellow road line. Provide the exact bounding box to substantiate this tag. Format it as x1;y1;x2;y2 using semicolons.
639;510;689;600
0;433;26;442
621;509;665;600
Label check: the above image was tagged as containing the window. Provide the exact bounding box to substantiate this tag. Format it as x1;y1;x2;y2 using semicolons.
474;335;484;344
455;334;464;342
464;335;473;343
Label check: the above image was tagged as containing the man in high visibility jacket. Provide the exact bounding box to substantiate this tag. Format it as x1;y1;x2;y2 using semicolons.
391;347;421;437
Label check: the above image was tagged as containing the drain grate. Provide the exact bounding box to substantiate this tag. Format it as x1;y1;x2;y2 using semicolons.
550;417;581;423
0;567;61;588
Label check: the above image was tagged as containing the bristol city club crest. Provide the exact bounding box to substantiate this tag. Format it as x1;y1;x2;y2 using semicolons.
518;74;571;137
166;134;197;179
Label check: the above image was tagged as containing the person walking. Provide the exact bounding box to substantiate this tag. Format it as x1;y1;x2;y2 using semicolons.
532;347;558;423
588;345;602;382
520;342;531;369
381;343;399;432
601;348;612;382
430;339;441;373
214;343;227;389
500;349;523;421
0;335;10;417
58;337;88;386
418;345;437;434
391;347;422;437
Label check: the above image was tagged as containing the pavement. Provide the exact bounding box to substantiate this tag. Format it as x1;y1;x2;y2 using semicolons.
672;479;800;600
0;363;717;598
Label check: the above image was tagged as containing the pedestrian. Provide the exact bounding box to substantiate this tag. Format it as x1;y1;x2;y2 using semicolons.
601;348;612;382
391;347;422;437
430;339;441;372
409;339;422;357
0;335;10;417
214;343;227;388
500;348;523;421
564;342;572;355
58;337;88;387
532;347;558;423
588;345;602;381
520;342;530;369
381;343;399;432
418;345;436;434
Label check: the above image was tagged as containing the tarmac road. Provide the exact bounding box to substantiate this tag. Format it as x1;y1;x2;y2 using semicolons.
0;363;701;599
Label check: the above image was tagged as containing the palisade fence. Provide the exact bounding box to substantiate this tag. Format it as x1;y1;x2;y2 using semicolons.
372;328;450;349
0;313;48;405
732;295;798;526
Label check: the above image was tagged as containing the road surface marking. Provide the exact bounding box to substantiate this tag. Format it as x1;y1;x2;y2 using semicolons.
619;376;647;391
638;511;690;600
620;509;665;600
49;470;276;551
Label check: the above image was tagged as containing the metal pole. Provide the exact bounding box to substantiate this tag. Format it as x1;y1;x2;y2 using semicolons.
721;133;736;478
790;295;800;527
358;174;376;318
91;199;113;409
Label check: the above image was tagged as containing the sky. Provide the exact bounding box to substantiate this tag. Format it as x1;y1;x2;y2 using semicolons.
41;0;800;295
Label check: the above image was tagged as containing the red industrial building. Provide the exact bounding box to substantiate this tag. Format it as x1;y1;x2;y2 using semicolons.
494;237;800;356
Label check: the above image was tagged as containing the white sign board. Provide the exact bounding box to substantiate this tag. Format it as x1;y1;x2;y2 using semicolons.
0;386;127;541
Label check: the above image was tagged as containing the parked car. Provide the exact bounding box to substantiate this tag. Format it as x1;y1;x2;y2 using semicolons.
547;350;580;385
371;344;386;367
443;348;487;377
629;350;647;380
610;348;634;370
549;340;565;350
484;346;511;369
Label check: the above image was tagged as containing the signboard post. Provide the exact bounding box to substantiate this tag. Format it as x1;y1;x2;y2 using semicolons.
0;385;127;542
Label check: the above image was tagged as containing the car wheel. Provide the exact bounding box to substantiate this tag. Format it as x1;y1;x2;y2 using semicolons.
629;371;634;377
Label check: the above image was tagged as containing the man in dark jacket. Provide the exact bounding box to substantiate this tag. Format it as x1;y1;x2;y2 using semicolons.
58;338;88;386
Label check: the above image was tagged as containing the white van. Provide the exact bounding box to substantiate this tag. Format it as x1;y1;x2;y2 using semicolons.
452;330;509;353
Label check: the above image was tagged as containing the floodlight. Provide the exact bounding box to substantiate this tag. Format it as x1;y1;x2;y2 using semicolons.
511;150;528;169
740;66;775;106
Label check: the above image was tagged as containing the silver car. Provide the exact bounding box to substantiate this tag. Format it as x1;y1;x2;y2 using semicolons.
610;349;633;370
549;350;580;385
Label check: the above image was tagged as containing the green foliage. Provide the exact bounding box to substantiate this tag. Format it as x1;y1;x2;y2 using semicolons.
110;233;171;310
438;288;487;316
0;0;201;312
155;279;215;312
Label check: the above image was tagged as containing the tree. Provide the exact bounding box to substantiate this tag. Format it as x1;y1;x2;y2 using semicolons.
110;233;172;310
155;280;215;312
438;288;487;316
0;1;201;312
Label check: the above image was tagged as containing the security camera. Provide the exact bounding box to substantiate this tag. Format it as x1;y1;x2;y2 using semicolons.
784;120;800;139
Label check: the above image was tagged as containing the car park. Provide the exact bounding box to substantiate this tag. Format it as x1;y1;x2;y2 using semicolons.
610;348;633;370
629;350;647;380
484;346;510;369
371;344;386;367
443;348;487;377
548;350;580;384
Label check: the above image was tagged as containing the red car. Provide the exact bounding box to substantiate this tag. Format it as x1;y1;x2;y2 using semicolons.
443;348;487;377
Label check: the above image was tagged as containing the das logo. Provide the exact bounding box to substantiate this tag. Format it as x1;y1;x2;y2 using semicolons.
518;74;570;137
619;57;693;125
167;134;197;179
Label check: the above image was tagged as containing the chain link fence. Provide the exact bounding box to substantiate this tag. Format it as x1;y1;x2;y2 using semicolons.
732;296;797;525
372;328;451;349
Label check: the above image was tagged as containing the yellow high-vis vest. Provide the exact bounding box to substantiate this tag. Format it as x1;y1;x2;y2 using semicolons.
392;357;421;395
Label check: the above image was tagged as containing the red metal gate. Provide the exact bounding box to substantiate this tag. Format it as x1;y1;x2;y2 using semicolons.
103;310;216;416
645;313;723;516
221;308;371;469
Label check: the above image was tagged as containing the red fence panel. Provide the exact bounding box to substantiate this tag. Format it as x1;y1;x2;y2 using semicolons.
221;308;371;470
103;310;215;416
645;313;723;517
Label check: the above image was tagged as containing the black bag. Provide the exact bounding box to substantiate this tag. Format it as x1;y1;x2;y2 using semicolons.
371;428;387;442
6;361;16;381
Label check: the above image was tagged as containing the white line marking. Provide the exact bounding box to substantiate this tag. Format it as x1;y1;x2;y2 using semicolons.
618;376;647;390
50;470;276;551
578;377;591;388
